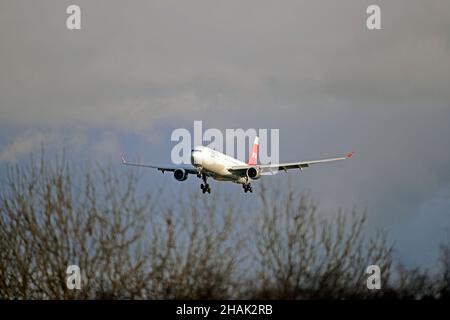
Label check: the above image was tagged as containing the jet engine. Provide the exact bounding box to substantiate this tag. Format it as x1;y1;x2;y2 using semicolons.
174;169;188;181
246;167;261;180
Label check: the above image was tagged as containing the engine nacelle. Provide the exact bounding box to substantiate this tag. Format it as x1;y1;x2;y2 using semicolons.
246;167;261;180
174;169;188;181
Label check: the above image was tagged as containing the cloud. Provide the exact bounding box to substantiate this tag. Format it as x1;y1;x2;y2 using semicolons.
0;128;123;164
1;1;449;130
0;132;54;163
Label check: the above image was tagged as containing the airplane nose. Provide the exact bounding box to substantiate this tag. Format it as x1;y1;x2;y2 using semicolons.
191;151;202;166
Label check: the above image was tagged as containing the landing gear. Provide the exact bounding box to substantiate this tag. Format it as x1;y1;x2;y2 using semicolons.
196;167;202;178
200;174;211;194
200;183;211;194
243;183;253;193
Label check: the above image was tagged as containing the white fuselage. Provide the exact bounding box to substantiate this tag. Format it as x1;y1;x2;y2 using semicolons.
191;146;248;183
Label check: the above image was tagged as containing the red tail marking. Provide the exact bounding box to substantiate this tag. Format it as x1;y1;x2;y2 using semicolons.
248;137;259;166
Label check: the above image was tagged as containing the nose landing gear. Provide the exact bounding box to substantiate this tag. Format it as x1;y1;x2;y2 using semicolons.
200;173;211;194
196;167;203;178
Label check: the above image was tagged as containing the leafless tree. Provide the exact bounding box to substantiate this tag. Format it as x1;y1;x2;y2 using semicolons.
1;153;449;299
143;191;242;299
249;183;393;299
436;241;450;299
0;154;240;299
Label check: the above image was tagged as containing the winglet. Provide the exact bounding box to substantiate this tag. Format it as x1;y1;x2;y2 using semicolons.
346;152;354;159
121;154;127;164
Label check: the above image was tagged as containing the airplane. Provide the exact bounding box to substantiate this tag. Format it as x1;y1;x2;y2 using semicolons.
121;137;353;194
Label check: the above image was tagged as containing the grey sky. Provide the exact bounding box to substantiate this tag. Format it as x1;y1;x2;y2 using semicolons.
1;0;450;267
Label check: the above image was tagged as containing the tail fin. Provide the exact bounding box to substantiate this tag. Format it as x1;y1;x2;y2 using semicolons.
248;136;259;166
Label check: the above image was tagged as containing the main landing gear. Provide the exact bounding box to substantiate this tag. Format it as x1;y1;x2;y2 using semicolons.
200;174;211;194
243;183;253;193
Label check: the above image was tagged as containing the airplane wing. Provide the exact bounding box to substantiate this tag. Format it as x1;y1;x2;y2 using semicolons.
229;152;353;175
121;155;198;174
